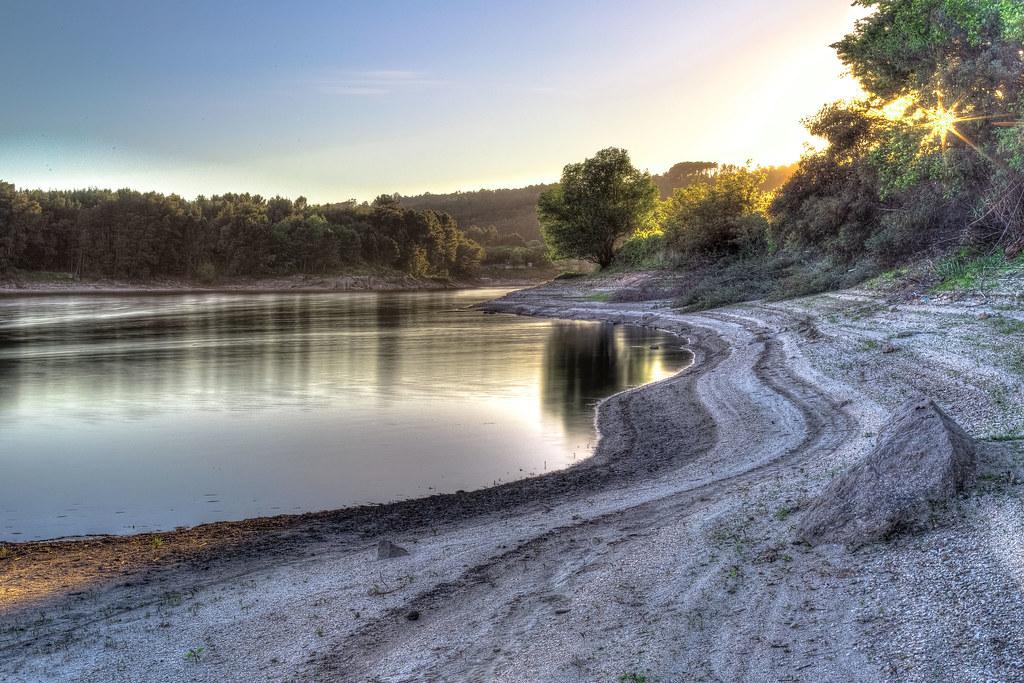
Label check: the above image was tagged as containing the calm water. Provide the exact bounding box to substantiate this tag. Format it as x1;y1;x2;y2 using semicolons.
0;290;691;541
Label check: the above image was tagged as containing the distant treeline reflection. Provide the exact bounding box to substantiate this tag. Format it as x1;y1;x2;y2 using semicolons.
541;322;691;436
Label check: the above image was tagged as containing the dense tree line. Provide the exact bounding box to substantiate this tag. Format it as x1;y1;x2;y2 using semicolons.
0;186;484;280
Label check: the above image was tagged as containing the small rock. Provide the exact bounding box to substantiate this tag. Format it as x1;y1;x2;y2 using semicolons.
977;312;991;320
881;342;898;354
405;610;420;621
377;540;409;559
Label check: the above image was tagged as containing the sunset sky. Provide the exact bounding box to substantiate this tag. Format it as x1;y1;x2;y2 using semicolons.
1;0;866;202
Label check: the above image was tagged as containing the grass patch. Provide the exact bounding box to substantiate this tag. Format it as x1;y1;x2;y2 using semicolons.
619;673;658;683
774;505;796;521
1009;348;1024;376
673;252;880;312
585;292;614;302
863;267;909;290
988;317;1024;335
933;250;1024;292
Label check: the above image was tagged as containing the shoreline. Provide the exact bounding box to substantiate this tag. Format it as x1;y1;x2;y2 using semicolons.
0;272;553;297
2;277;1023;682
0;311;719;571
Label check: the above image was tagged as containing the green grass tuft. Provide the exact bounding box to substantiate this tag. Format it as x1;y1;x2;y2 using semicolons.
933;250;1024;292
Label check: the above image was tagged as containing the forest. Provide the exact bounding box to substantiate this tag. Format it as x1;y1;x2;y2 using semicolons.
0;159;792;282
0;189;486;281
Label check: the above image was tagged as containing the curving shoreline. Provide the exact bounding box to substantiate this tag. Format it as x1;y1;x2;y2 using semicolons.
0;300;721;606
3;278;1023;682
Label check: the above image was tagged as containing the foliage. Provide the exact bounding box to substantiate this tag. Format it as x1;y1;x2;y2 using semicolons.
672;253;880;311
665;165;772;259
613;230;668;269
537;148;659;269
0;184;483;281
932;248;1023;290
770;0;1024;275
400;163;795;245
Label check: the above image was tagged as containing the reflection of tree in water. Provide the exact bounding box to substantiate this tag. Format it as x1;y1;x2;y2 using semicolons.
0;358;19;415
373;294;406;394
540;322;688;439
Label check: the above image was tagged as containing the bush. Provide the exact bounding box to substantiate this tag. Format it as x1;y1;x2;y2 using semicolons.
665;165;771;259
614;232;666;269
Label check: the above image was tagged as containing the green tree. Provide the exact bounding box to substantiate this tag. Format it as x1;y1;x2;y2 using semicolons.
666;165;772;258
537;148;658;269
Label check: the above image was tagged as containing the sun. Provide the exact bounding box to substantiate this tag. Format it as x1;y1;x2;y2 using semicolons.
926;102;960;147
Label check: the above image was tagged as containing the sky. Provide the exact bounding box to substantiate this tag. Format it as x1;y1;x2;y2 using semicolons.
0;0;867;202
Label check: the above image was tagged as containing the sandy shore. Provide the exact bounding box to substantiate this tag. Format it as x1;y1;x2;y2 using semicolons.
1;276;1023;682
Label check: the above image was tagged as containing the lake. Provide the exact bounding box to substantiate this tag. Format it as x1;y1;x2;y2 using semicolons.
0;289;691;541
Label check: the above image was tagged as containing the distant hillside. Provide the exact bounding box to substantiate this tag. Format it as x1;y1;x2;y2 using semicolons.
399;185;553;241
399;162;798;241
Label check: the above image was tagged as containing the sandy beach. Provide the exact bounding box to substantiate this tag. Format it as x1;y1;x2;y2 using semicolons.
2;276;1023;682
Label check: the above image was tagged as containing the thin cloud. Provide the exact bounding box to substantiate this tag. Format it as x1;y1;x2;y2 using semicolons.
316;70;449;96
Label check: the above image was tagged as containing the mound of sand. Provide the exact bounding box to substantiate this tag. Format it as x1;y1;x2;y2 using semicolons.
798;398;976;548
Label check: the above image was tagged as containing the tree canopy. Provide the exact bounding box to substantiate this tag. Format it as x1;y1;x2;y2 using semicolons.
0;185;484;281
537;148;659;269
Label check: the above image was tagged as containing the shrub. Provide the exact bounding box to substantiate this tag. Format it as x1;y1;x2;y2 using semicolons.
614;231;666;269
665;165;772;259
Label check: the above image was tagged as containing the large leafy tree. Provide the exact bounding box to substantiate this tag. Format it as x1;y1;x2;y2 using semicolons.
537;148;658;269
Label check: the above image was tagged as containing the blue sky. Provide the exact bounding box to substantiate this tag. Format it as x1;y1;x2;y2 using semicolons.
1;0;865;202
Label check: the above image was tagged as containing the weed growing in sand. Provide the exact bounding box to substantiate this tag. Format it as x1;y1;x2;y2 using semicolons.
858;339;879;351
586;292;613;302
774;506;795;521
0;546;11;560
315;626;325;637
367;573;414;596
619;673;657;683
184;647;205;663
726;565;741;579
160;592;183;608
1008;348;1024;377
150;537;164;550
989;317;1024;335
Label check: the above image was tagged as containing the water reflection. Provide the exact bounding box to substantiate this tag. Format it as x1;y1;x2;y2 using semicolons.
0;291;690;540
541;322;689;435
